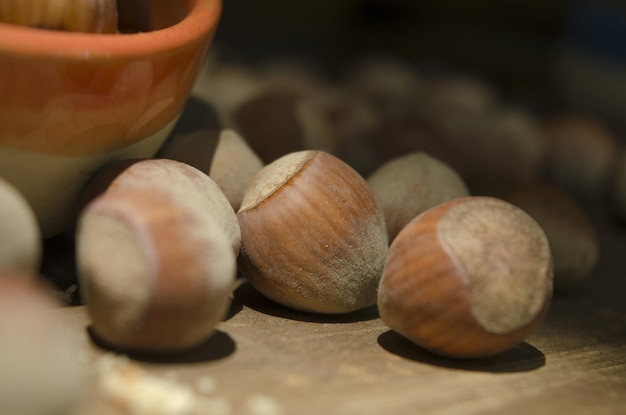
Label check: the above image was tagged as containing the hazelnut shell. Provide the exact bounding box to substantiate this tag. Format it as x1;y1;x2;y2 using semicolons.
77;187;236;353
237;150;388;314
378;196;553;358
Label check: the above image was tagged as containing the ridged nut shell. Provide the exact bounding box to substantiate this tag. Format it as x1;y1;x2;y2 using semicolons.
82;158;241;256
238;150;388;314
378;196;553;358
77;187;236;353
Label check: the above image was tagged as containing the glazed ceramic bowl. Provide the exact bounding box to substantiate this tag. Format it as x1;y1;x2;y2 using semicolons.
0;0;221;237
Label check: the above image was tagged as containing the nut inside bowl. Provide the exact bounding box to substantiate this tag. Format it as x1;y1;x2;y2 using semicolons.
0;0;222;238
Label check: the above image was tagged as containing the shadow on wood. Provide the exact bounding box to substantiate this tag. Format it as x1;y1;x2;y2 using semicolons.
377;330;546;373
87;327;236;364
233;281;380;323
223;296;244;322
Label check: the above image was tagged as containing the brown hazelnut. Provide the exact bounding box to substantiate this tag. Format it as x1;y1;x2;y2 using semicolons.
258;59;327;97
506;184;599;291
192;62;265;128
346;55;422;119
367;152;470;242
0;273;87;414
444;107;547;194
237;150;389;314
77;187;237;353
159;128;264;211
414;74;497;135
0;177;41;274
231;88;307;163
230;76;340;164
543;116;618;197
378;196;553;358
360;115;458;177
81;158;240;255
310;89;381;175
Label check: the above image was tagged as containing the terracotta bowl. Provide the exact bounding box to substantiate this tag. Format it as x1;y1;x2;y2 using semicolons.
0;0;222;238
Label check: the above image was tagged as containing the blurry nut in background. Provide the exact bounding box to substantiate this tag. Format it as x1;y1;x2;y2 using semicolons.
367;151;469;242
505;183;599;292
543;116;619;197
0;177;41;274
0;274;87;415
443;107;547;195
159;128;264;211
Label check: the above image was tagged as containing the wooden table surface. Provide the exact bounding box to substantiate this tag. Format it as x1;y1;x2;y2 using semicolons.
52;205;625;415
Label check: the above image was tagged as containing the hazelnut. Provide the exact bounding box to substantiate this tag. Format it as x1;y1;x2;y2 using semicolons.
0;0;118;33
77;187;237;353
311;89;381;175
259;58;327;97
367;152;470;242
81;158;241;256
505;184;599;291
192;62;264;127
543;116;618;197
0;273;87;415
360;115;457;177
231;88;307;163
443;107;547;194
378;196;553;358
413;74;497;136
207;130;264;212
237;150;388;314
159;128;264;211
346;55;422;119
230;80;339;164
0;177;41;274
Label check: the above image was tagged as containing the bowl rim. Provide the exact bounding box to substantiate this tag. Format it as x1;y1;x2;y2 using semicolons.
0;0;221;59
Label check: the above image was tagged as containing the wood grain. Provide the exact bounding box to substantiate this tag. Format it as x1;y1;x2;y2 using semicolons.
48;203;625;415
60;280;624;412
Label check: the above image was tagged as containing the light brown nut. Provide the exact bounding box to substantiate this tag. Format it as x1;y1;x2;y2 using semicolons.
238;150;388;314
367;151;469;242
378;196;553;359
160;129;264;211
0;274;87;414
0;177;41;274
543;116;618;197
77;187;237;353
81;158;241;256
506;184;599;291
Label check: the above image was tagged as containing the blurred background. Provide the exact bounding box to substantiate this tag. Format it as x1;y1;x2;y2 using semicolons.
211;0;626;131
